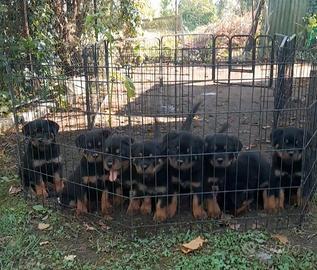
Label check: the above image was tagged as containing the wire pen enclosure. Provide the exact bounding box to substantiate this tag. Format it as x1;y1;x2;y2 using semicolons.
9;33;317;231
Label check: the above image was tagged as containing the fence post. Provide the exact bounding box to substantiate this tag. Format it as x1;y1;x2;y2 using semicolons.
212;36;216;82
83;47;92;129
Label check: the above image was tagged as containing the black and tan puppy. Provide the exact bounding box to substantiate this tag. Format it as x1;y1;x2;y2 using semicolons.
225;151;271;216
60;129;111;215
264;127;310;213
21;119;63;198
103;134;134;213
162;102;206;219
131;121;173;222
203;133;242;218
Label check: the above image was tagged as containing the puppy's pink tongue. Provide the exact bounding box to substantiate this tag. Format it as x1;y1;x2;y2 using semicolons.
109;170;118;182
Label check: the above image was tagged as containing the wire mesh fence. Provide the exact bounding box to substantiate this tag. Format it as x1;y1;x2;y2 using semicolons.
9;33;317;231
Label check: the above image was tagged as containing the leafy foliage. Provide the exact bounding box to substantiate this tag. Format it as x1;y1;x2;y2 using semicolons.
179;0;217;31
0;0;142;116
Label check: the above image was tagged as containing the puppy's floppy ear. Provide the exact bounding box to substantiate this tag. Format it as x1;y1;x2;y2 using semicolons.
121;136;134;146
22;122;32;136
271;128;283;146
162;132;179;144
75;134;86;148
48;120;60;135
229;136;243;151
161;132;178;153
101;128;111;139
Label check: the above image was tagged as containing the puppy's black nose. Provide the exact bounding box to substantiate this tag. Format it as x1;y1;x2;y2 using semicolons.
142;164;148;169
217;158;224;164
107;160;113;168
38;138;43;143
288;151;294;157
177;159;184;165
92;153;99;158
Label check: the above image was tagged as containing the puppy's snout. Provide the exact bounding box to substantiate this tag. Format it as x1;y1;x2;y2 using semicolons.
177;159;184;165
288;151;294;157
92;153;99;158
38;138;43;143
217;157;224;164
142;163;148;169
107;160;113;168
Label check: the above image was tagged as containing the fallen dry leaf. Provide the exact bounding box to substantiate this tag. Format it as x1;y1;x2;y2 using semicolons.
64;255;76;261
181;236;207;254
83;222;95;231
272;234;289;245
38;223;50;230
8;185;22;195
39;241;49;246
42;215;49;221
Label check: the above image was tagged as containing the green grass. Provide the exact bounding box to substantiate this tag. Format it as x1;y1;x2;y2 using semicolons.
1;174;317;269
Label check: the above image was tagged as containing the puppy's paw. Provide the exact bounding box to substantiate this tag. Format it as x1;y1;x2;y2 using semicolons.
127;199;140;215
264;195;279;214
153;207;167;222
140;198;151;215
76;200;88;216
113;196;124;206
193;205;207;219
207;198;221;219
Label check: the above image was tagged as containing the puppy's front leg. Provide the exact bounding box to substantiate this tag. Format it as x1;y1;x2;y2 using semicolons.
101;190;112;215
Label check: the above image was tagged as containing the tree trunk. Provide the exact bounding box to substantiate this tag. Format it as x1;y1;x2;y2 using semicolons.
245;0;265;52
22;0;35;79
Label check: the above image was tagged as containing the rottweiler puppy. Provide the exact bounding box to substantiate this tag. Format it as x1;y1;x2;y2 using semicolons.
103;135;135;213
162;102;206;219
130;121;173;222
60;129;111;215
264;127;310;213
203;133;243;218
21;119;63;198
225;151;271;216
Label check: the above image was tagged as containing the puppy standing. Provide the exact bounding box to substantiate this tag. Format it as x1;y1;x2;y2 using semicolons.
60;129;111;215
162;102;206;219
103;135;135;213
21;119;63;198
203;133;242;218
264;127;309;212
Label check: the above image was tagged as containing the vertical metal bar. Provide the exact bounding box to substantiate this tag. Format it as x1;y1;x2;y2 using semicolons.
83;48;92;129
228;37;232;84
212;36;216;82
